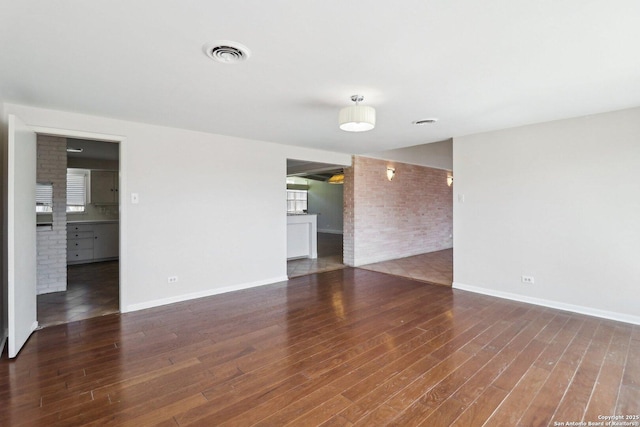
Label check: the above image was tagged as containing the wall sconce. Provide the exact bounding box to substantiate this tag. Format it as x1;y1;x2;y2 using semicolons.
387;167;395;181
447;174;453;187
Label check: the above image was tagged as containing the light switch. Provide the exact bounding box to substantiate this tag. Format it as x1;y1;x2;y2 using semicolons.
457;194;465;203
131;193;139;204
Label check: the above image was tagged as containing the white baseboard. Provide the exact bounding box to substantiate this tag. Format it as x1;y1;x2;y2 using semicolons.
453;282;640;326
123;275;289;313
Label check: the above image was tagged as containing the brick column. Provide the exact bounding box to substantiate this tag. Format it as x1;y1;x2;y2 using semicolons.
37;135;67;294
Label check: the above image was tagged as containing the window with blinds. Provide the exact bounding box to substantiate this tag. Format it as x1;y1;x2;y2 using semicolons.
67;168;90;213
36;182;53;213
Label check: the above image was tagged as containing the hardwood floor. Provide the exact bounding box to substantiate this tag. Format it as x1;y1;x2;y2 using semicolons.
359;249;454;287
288;233;345;278
2;268;639;426
37;261;120;327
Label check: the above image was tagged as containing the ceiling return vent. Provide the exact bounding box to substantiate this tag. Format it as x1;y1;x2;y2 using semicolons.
204;41;251;64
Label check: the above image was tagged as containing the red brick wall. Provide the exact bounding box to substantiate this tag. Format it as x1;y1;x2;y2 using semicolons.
344;156;453;266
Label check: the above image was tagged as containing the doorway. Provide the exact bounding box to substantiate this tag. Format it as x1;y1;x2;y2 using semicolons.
286;159;346;278
36;137;121;327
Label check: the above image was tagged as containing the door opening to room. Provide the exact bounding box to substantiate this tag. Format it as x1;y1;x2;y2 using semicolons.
36;137;121;327
286;159;346;278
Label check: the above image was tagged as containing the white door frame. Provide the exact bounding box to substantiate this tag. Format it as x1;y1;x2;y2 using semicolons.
7;114;38;358
30;125;128;315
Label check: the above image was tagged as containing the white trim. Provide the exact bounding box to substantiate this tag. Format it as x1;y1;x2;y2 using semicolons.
7;117;16;354
117;138;127;316
29;125;125;142
123;275;289;313
30;124;128;314
7;322;39;358
452;282;640;326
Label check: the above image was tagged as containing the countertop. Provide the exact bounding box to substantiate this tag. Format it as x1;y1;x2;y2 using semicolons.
67;220;119;224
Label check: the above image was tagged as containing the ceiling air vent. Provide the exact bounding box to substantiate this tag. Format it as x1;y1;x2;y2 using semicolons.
413;118;439;125
204;41;251;64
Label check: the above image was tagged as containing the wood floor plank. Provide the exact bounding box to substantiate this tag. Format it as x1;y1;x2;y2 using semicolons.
515;316;599;426
193;317;442;425
1;267;638;426
351;404;399;426
534;316;585;371
616;384;640;416
339;310;473;404
584;325;633;422
284;394;352;426
417;396;467;427
450;385;507;426
622;335;640;388
85;394;206;427
319;414;354;427
383;350;475;420
550;321;614;422
484;365;551;426
385;310;548;426
175;373;309;425
361;318;497;414
410;315;551;425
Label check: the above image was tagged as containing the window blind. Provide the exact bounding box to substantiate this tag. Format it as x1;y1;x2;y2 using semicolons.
67;169;89;210
36;182;53;213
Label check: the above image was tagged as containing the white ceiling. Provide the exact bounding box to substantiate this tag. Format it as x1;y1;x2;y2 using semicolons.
2;1;639;154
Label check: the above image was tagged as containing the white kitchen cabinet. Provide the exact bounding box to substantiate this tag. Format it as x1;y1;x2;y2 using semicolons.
287;214;318;260
91;170;119;205
92;223;119;260
67;221;119;264
67;225;94;263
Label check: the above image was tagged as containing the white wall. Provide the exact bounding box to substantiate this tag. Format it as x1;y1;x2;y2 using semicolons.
453;107;640;325
0;100;7;353
307;180;343;234
4;103;351;313
365;138;452;171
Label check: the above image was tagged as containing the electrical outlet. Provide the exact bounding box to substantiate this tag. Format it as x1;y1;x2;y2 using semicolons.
521;275;535;284
167;276;178;284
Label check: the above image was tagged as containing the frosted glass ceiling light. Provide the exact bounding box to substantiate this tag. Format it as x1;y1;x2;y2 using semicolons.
339;95;375;132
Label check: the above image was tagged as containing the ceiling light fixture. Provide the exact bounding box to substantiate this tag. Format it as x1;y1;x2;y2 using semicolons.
339;95;375;132
66;148;83;153
328;173;344;184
